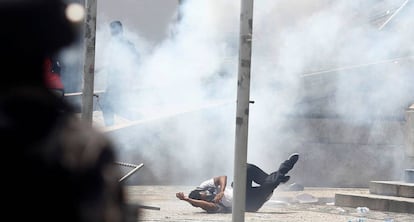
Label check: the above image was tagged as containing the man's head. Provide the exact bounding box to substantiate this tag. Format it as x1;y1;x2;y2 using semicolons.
189;188;216;202
110;20;123;37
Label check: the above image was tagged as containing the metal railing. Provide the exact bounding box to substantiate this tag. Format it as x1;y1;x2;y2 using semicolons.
115;161;144;182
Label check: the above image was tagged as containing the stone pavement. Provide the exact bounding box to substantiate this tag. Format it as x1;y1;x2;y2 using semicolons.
125;185;414;222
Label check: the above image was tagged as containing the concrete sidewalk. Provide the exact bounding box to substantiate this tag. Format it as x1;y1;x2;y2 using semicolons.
125;185;414;222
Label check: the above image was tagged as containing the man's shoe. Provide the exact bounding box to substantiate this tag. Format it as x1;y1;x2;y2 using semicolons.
288;153;299;165
278;153;300;175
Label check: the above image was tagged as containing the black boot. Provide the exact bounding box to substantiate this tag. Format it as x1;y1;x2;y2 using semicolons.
278;153;299;175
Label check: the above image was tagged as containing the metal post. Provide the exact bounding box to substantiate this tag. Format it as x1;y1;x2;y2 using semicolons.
232;0;254;222
81;0;97;125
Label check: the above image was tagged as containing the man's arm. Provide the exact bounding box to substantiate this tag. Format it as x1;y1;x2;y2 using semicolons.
212;176;227;203
176;192;218;212
213;176;227;191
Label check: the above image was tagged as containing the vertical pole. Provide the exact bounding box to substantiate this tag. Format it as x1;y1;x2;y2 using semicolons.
405;108;414;159
232;0;254;222
81;0;97;125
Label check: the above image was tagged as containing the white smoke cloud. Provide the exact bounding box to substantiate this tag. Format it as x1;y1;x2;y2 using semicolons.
92;0;413;186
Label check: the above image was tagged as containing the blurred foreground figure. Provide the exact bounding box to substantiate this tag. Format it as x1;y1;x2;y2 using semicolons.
44;55;65;98
0;0;138;221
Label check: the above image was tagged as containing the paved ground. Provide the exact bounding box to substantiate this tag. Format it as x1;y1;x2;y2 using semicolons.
125;185;414;222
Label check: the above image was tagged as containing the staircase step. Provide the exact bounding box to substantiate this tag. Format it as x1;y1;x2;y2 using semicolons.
370;181;414;198
335;192;414;214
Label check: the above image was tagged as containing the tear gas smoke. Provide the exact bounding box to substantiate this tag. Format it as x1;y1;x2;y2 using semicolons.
87;0;413;186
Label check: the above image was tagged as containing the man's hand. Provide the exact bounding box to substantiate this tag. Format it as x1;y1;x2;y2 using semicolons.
176;192;187;201
213;191;224;203
176;191;219;212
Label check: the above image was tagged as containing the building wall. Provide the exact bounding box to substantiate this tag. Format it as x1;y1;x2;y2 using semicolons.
287;117;407;187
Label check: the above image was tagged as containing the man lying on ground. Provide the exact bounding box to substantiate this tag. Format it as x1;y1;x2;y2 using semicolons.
176;153;299;213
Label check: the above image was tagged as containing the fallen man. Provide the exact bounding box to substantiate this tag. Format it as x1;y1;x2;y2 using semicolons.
176;153;299;213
